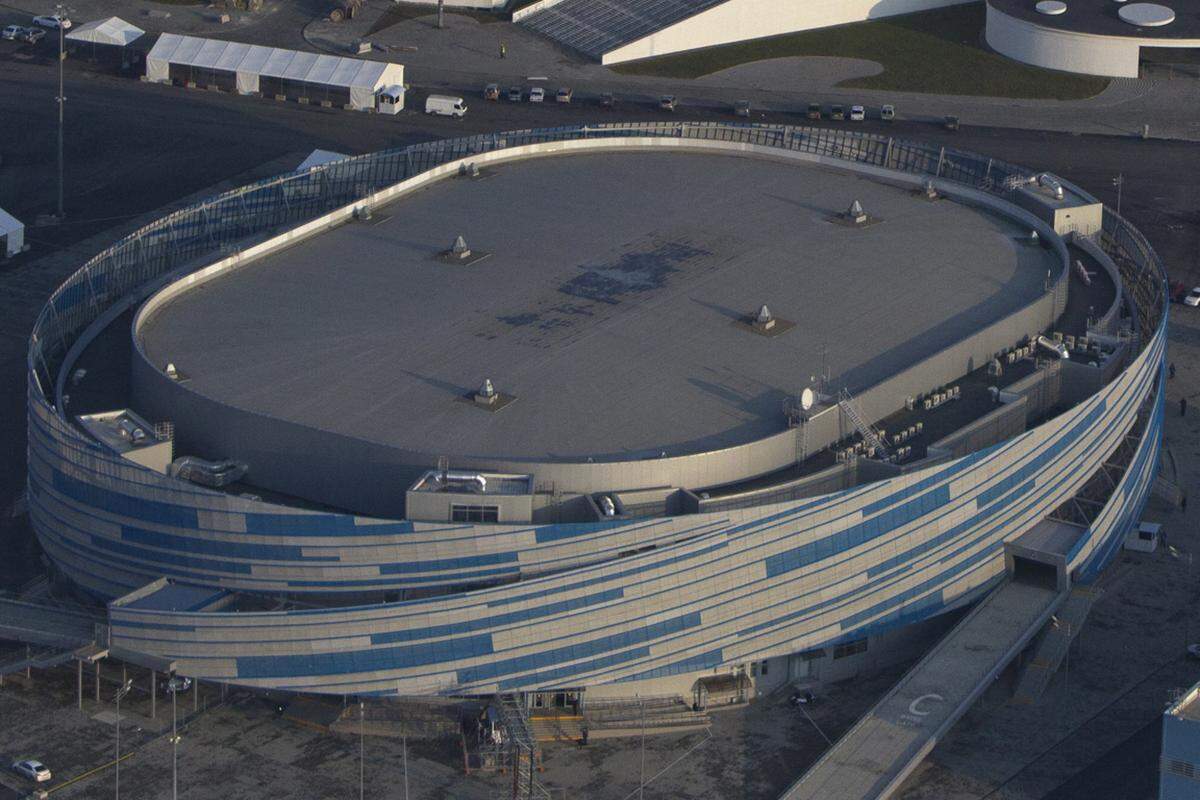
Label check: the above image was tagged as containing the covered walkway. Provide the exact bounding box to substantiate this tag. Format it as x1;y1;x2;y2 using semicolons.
780;577;1067;800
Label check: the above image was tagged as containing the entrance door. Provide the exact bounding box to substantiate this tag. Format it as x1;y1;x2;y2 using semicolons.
788;654;815;682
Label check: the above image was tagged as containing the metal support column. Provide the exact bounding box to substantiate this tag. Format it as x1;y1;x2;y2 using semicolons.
95;661;100;703
77;660;83;710
151;671;156;720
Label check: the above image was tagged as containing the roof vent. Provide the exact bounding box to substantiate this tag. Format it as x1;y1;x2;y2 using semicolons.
466;377;515;412
922;180;939;200
354;204;373;221
165;362;179;380
833;199;880;228
451;235;472;259
476;377;496;404
436;235;491;266
738;303;794;337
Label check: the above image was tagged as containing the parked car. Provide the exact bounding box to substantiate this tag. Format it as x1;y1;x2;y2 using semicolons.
556;87;573;103
32;14;70;29
528;86;545;103
944;115;960;131
1185;287;1200;307
734;100;751;118
599;92;615;108
483;83;500;101
22;27;45;43
507;86;522;102
880;103;896;121
425;95;467;118
12;760;52;783
849;104;865;121
806;102;821;120
2;24;23;40
659;95;677;111
830;104;845;120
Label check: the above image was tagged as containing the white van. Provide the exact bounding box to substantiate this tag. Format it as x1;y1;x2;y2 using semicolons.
425;95;467;118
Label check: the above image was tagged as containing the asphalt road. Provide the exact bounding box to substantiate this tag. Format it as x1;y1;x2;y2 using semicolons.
0;53;1196;274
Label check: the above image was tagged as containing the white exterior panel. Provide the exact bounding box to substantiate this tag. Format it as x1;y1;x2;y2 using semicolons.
985;4;1200;78
985;4;1141;77
602;0;976;65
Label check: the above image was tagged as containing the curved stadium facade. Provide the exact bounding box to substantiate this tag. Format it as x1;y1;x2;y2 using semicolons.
27;123;1167;699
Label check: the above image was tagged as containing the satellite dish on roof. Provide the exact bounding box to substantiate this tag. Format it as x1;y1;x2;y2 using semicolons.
801;387;815;411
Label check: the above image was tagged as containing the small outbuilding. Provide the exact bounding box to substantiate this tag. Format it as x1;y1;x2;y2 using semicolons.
0;207;26;259
145;33;404;111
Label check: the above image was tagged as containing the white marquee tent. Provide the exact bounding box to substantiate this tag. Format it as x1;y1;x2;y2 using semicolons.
65;17;145;47
145;34;404;111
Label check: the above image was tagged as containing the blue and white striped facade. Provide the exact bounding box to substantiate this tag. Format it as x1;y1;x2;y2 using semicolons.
26;124;1167;697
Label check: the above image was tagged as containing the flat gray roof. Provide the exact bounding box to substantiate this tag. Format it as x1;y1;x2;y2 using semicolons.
140;151;1055;463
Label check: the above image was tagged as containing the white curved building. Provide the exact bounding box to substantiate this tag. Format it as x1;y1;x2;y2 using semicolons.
986;0;1200;77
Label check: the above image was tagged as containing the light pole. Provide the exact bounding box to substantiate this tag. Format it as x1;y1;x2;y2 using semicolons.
1169;545;1193;649
167;676;188;800
639;694;646;800
359;700;365;800
114;678;132;799
1113;174;1124;217
55;4;68;220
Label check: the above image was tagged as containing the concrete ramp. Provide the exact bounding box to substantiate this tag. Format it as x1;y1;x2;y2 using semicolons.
780;579;1066;800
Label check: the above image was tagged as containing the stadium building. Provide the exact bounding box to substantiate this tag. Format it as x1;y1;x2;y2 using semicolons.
28;124;1166;705
514;0;976;65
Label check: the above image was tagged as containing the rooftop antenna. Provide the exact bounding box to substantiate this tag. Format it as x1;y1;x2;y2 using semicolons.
437;455;449;488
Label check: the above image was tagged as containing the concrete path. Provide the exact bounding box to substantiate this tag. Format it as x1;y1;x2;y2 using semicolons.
781;580;1065;800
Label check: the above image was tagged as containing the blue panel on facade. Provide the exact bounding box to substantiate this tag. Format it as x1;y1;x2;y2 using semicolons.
379;551;520;574
456;611;702;685
236;633;495;678
89;534;252;574
533;518;643;544
369;588;624;645
53;469;198;528
765;486;951;578
121;526;337;562
498;647;651;690
616;648;724;682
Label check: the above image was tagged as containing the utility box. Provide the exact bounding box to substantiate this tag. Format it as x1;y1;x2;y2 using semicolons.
1124;521;1161;553
77;410;174;474
1012;175;1103;237
406;470;533;524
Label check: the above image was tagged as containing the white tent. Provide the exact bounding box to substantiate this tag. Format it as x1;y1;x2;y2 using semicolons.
65;17;145;47
0;207;25;259
295;150;350;172
145;33;404;111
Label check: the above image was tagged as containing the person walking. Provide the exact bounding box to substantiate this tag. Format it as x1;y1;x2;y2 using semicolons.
499;41;507;59
1181;396;1188;417
1170;362;1177;379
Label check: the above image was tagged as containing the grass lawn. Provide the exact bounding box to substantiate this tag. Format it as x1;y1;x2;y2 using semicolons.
613;3;1109;100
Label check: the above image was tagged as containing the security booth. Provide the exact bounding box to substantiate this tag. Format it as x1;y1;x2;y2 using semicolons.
65;17;146;71
0;207;25;259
